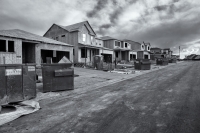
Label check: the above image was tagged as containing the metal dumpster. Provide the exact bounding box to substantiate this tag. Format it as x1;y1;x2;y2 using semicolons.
134;59;151;70
169;58;177;63
156;58;168;65
0;64;37;106
23;64;36;100
41;63;74;93
0;64;23;105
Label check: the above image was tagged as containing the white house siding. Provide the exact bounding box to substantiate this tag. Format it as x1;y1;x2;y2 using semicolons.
35;43;73;65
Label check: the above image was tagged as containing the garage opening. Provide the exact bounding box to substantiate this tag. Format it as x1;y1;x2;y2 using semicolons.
22;42;36;63
130;54;136;60
41;49;70;63
101;54;112;63
144;54;149;59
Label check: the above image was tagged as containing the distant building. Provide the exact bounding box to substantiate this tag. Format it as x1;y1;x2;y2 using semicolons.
0;29;73;65
150;47;173;60
100;36;131;62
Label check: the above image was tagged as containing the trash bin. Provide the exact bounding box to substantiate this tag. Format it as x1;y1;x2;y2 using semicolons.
0;64;37;106
23;64;36;100
0;64;23;105
169;58;177;63
41;63;74;93
156;58;168;65
134;59;151;70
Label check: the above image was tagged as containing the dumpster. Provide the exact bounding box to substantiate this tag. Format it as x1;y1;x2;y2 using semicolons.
134;59;151;70
23;64;36;100
41;63;74;93
156;58;168;65
169;58;177;63
0;64;37;106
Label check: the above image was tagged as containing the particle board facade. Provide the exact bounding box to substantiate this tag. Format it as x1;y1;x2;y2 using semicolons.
103;40;114;49
0;36;22;64
44;23;103;63
35;43;73;65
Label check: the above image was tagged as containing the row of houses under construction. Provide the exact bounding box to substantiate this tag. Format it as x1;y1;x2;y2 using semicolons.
0;21;152;65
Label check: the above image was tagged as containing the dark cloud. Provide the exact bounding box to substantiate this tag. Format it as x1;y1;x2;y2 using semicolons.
86;0;108;18
100;24;113;29
96;24;113;35
1;0;200;58
122;17;200;49
154;5;168;11
109;7;123;24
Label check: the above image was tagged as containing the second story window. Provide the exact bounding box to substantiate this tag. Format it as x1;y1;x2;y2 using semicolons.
61;35;65;37
91;36;94;42
83;34;86;42
125;43;128;48
115;41;120;47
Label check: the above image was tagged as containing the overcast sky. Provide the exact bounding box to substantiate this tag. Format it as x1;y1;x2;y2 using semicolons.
0;0;200;58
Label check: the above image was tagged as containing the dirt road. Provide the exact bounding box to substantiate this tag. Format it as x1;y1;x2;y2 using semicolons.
1;61;200;133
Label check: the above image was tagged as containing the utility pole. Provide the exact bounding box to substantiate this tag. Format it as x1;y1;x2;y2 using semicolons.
179;46;180;59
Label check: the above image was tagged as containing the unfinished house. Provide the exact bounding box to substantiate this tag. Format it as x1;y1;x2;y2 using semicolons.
100;36;131;62
150;47;164;59
43;21;103;65
150;48;173;59
0;29;73;65
163;48;173;58
124;40;142;60
136;42;151;59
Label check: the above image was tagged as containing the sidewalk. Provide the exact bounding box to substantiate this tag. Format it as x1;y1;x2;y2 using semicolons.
35;61;183;101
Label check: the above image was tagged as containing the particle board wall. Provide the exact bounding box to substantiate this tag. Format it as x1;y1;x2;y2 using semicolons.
35;43;73;65
0;36;22;64
103;40;114;49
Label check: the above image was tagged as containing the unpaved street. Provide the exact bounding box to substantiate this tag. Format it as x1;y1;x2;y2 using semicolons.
1;61;200;133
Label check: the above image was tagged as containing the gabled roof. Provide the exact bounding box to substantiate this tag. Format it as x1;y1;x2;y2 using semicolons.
0;29;73;47
151;47;162;50
44;21;96;36
100;36;121;41
143;42;151;46
123;39;141;45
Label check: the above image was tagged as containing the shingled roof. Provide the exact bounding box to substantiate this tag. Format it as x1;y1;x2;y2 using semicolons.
100;36;121;41
0;29;73;46
44;21;96;36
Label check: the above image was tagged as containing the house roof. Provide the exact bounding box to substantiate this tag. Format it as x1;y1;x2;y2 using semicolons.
100;36;121;41
143;42;151;46
123;39;141;45
151;47;162;50
45;21;96;36
0;29;73;47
